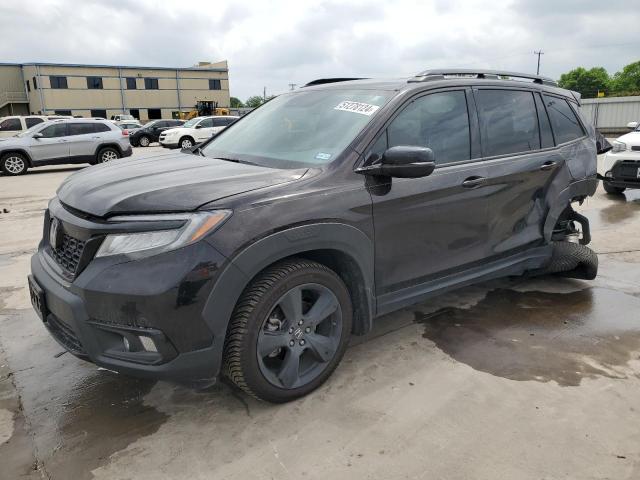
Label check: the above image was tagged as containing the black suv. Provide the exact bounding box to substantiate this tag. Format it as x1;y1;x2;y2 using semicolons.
129;119;185;147
29;69;602;403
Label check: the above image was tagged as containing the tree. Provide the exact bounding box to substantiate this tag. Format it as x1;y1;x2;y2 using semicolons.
230;97;244;108
245;96;265;108
611;61;640;95
558;67;610;98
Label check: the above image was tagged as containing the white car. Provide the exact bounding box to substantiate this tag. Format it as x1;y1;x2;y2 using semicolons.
599;121;640;194
0;115;72;138
159;115;239;149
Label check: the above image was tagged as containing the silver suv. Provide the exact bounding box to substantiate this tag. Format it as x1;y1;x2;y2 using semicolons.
0;118;132;176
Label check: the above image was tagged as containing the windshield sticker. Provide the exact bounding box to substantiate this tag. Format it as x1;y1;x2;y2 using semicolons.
315;152;332;161
334;101;380;116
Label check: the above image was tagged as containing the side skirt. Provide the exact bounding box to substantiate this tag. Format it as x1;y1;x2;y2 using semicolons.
375;245;553;316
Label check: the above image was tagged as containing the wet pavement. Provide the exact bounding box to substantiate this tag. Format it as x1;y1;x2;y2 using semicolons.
1;151;640;479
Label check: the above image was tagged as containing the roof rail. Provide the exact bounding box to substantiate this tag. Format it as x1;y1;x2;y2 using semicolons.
304;78;367;87
409;69;557;87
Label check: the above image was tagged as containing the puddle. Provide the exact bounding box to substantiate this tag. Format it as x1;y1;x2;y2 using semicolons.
415;287;640;386
39;373;168;480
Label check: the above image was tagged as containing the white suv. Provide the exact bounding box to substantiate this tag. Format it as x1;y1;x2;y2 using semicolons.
599;121;640;194
0;115;72;138
159;115;238;149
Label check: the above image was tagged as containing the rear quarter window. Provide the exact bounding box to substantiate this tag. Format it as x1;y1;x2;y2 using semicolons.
543;94;585;144
94;123;112;133
475;89;540;157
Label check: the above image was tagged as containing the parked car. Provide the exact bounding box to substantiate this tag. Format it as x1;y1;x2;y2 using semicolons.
0;118;132;175
29;69;602;403
129;119;185;147
117;121;143;132
159;115;238;149
111;114;136;122
0;115;72;138
599;121;640;194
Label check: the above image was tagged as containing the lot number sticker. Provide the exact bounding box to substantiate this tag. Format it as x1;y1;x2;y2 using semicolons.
334;101;380;116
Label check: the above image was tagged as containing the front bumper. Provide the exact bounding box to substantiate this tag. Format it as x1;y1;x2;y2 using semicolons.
602;157;640;189
159;138;180;149
29;203;232;385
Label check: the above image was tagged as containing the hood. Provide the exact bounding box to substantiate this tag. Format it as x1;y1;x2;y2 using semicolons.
615;131;640;146
56;152;307;217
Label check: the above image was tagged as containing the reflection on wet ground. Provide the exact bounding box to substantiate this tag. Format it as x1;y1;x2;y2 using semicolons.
38;372;167;480
415;286;640;386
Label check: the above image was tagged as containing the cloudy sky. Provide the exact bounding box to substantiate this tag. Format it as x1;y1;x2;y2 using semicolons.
0;0;638;100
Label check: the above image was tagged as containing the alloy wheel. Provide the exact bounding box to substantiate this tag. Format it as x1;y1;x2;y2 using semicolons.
181;138;193;149
256;283;342;389
139;136;150;147
101;150;118;163
4;156;25;174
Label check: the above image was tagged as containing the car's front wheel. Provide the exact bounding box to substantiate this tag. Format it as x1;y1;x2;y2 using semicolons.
224;258;352;403
1;152;28;176
180;136;194;149
603;181;625;195
138;135;151;147
97;147;120;163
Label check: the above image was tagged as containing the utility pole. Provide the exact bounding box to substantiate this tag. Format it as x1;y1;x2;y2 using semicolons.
288;83;297;91
534;50;544;75
263;86;266;102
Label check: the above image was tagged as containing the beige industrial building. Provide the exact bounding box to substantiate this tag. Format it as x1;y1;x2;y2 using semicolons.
0;61;230;120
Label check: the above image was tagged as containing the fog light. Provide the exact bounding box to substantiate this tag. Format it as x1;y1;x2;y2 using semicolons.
139;336;158;352
123;337;130;351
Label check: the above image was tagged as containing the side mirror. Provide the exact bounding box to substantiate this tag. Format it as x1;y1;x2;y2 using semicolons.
33;133;43;139
195;124;203;129
627;121;638;130
356;146;436;178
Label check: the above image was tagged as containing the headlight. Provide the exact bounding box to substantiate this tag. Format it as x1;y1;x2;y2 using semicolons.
612;140;627;153
96;211;231;259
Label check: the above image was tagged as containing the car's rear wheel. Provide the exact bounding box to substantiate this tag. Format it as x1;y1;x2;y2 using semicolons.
98;147;120;163
1;153;28;176
224;258;352;403
138;135;151;147
180;136;194;149
603;181;625;195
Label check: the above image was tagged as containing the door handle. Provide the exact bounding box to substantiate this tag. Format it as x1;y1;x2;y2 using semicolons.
462;176;486;188
540;161;557;171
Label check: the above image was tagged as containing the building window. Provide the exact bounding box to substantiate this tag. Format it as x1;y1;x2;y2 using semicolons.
209;79;222;90
129;108;140;119
86;77;103;89
25;80;31;92
50;76;68;89
33;76;37;89
144;78;159;90
147;108;162;119
126;77;137;89
90;109;107;119
54;110;72;116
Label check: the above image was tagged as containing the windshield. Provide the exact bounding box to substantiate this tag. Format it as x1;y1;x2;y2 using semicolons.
183;118;202;128
201;89;391;168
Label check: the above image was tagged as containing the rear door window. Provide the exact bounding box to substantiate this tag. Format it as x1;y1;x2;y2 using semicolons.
542;94;585;144
68;123;96;136
0;118;22;131
25;117;44;128
387;90;471;164
475;89;540;156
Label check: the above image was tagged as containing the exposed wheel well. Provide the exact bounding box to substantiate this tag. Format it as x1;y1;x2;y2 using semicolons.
252;249;372;336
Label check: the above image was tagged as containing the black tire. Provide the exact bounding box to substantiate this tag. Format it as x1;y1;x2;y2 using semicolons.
138;135;151;147
603;181;625;195
545;241;598;280
97;147;120;164
223;258;352;403
179;136;195;149
1;152;28;176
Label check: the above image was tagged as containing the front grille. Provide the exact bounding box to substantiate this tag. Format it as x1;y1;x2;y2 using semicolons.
47;314;86;355
51;233;87;274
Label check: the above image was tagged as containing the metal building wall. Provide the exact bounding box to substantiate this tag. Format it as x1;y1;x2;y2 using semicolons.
580;96;640;134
